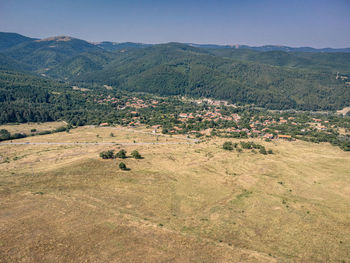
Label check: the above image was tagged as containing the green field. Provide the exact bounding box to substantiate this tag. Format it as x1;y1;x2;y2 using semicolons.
0;124;349;262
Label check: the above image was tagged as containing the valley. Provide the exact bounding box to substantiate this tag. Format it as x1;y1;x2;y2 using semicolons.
0;30;350;263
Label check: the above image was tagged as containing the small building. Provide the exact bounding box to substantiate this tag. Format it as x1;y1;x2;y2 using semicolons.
264;133;274;139
278;135;293;140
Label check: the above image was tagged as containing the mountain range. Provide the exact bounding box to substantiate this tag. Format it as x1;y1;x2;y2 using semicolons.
0;32;349;110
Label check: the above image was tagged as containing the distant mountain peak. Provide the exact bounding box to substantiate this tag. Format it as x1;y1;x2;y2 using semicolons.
36;36;74;42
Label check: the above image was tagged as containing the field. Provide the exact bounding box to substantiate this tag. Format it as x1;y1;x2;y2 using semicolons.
0;121;67;134
1;123;350;262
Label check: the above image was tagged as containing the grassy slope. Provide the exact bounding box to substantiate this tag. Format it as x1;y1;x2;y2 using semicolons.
0;124;349;262
0;122;66;134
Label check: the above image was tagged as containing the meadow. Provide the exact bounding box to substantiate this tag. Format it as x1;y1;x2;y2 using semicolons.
0;123;349;262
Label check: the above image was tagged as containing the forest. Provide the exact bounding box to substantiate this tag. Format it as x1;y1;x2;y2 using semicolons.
1;32;350;112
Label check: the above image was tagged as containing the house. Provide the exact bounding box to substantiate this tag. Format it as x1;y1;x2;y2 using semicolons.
264;133;274;139
100;123;109;126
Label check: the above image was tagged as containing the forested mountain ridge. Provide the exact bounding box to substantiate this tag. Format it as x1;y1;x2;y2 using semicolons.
190;43;350;53
1;32;350;111
2;36;102;71
54;43;350;110
0;32;35;51
207;48;350;72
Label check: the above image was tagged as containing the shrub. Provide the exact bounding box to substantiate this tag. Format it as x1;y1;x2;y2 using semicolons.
115;149;127;159
119;162;127;170
54;126;67;132
223;141;233;151
30;129;37;132
267;149;273;154
38;130;51;135
131;150;142;159
0;129;11;141
259;147;267;155
12;133;27;139
99;150;115;159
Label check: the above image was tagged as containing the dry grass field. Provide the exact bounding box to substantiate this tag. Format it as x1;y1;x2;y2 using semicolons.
0;121;67;134
0;123;350;262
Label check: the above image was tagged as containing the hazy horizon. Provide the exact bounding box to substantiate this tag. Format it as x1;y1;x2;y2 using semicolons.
1;0;350;48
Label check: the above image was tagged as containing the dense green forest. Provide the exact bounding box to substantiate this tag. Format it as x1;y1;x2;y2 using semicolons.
69;43;349;110
1;32;350;114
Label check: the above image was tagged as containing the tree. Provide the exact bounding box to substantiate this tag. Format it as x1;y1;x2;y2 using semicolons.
99;150;114;159
115;149;127;159
119;162;127;170
131;150;142;159
223;141;233;151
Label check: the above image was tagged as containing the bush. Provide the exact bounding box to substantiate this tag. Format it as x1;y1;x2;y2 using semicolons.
223;141;233;151
30;129;37;132
0;129;11;141
259;147;267;155
119;162;127;170
99;150;115;159
131;150;142;159
11;133;27;139
54;126;67;132
38;130;51;135
115;149;127;159
267;149;273;154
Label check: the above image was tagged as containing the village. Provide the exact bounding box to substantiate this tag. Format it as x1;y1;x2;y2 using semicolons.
92;93;349;148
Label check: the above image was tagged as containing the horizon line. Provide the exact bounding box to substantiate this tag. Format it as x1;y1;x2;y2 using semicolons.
2;31;350;50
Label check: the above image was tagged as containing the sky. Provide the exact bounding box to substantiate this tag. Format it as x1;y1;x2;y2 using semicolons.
0;0;349;48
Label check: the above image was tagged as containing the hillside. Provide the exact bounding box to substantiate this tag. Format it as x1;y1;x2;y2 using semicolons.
207;48;350;72
0;32;35;51
46;50;117;80
2;36;102;72
0;123;349;262
1;33;350;111
191;43;350;53
0;53;31;72
67;43;349;110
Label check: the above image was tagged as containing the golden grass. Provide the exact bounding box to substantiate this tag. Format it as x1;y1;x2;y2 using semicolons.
1;121;67;134
0;124;349;262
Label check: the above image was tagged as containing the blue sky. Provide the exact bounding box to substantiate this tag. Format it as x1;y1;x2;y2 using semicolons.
0;0;349;47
